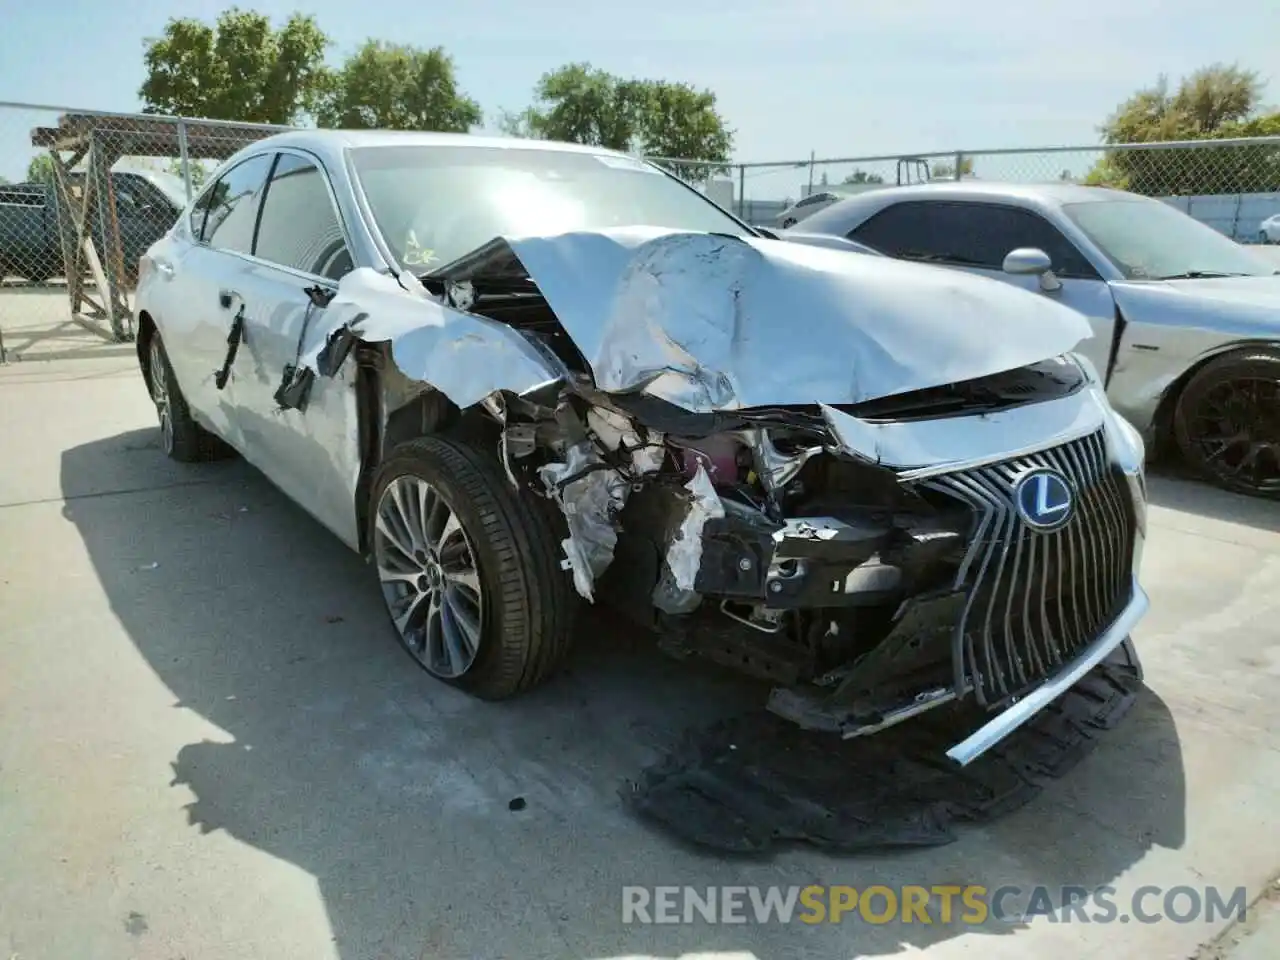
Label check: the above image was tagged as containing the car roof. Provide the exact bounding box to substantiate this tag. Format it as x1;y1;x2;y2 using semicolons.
234;128;641;168
841;180;1134;205
797;179;1145;233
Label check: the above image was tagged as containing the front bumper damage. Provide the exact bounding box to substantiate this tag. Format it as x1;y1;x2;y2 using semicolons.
273;226;1146;769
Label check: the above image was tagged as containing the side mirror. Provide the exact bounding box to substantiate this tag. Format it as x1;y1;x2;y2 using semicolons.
1002;247;1062;292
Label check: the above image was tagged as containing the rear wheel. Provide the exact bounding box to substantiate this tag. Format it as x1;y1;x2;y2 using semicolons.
1173;349;1280;499
370;436;576;699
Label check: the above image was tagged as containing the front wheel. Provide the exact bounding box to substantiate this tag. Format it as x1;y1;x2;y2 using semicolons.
370;436;576;699
1173;349;1280;499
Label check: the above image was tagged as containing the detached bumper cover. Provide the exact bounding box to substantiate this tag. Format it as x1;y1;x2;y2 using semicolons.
946;577;1149;766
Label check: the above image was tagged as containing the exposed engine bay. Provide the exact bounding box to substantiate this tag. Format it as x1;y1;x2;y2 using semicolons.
275;227;1145;761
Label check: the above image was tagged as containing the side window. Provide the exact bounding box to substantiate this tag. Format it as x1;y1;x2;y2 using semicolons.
189;183;215;239
253;153;353;281
850;203;945;259
114;184;140;215
201;155;272;254
852;201;1097;278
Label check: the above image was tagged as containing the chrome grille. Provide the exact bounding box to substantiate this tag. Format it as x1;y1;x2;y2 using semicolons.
922;429;1136;706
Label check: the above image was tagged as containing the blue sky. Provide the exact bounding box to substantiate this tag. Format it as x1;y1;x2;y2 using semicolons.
2;0;1276;195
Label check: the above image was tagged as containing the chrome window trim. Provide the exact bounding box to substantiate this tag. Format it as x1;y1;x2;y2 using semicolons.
192;146;357;287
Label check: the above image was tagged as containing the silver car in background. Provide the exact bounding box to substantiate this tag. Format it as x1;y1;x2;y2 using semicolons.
797;182;1280;498
134;131;1149;767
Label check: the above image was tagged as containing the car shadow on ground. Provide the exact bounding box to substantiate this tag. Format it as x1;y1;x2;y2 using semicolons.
61;428;1188;959
1145;465;1280;533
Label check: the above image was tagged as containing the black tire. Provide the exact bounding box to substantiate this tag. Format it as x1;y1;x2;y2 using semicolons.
1173;348;1280;499
370;436;576;699
146;329;229;463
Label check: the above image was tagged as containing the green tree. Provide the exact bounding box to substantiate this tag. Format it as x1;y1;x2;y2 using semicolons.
496;106;540;139
507;63;734;180
637;80;733;171
1088;64;1280;195
139;8;329;123
26;155;56;185
317;40;481;132
516;63;645;149
843;169;884;185
167;158;208;190
929;157;974;180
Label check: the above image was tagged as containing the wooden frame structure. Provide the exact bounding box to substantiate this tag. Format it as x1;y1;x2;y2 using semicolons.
30;114;284;341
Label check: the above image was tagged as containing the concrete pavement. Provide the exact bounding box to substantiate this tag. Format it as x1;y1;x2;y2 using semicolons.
0;356;1278;960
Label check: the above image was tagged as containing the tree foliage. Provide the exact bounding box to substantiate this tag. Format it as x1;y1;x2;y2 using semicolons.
139;8;330;124
518;64;645;149
843;169;884;184
316;41;481;132
505;63;734;179
1088;64;1280;195
168;158;208;190
929;157;974;180
27;155;56;185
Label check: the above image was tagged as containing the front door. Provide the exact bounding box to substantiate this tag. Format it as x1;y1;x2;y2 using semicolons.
226;150;362;548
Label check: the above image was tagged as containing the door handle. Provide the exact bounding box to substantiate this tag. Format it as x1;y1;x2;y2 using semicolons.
219;290;239;309
155;260;174;278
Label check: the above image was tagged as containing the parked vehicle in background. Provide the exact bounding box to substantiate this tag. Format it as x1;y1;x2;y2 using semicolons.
774;230;884;256
795;182;1280;499
0;169;185;284
774;191;841;227
1260;213;1280;244
133;131;1150;769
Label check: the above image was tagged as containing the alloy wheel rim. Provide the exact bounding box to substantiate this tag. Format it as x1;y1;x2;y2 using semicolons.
373;475;485;678
149;338;173;455
1188;375;1280;494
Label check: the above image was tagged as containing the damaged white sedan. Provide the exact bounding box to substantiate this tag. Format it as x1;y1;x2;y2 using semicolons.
135;131;1150;766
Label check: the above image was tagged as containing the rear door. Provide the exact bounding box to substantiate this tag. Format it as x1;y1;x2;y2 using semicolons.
228;149;362;547
152;153;273;445
850;200;1117;376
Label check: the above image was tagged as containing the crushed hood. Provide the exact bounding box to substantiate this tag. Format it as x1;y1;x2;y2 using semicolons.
476;227;1093;412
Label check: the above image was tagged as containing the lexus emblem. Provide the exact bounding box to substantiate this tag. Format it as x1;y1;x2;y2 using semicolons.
1014;468;1074;532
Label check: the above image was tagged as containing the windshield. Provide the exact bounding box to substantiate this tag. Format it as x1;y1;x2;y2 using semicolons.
350;145;749;270
1062;198;1274;280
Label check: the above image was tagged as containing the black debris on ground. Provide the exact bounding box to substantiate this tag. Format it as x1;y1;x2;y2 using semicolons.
622;648;1142;854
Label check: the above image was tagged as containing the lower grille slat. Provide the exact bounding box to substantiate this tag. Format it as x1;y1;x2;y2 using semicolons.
924;428;1137;706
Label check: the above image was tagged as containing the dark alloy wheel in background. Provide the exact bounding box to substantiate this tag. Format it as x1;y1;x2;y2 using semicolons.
1174;349;1280;499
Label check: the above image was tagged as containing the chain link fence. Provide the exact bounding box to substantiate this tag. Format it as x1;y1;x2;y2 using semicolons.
0;101;282;359
3;98;1280;360
653;138;1280;240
